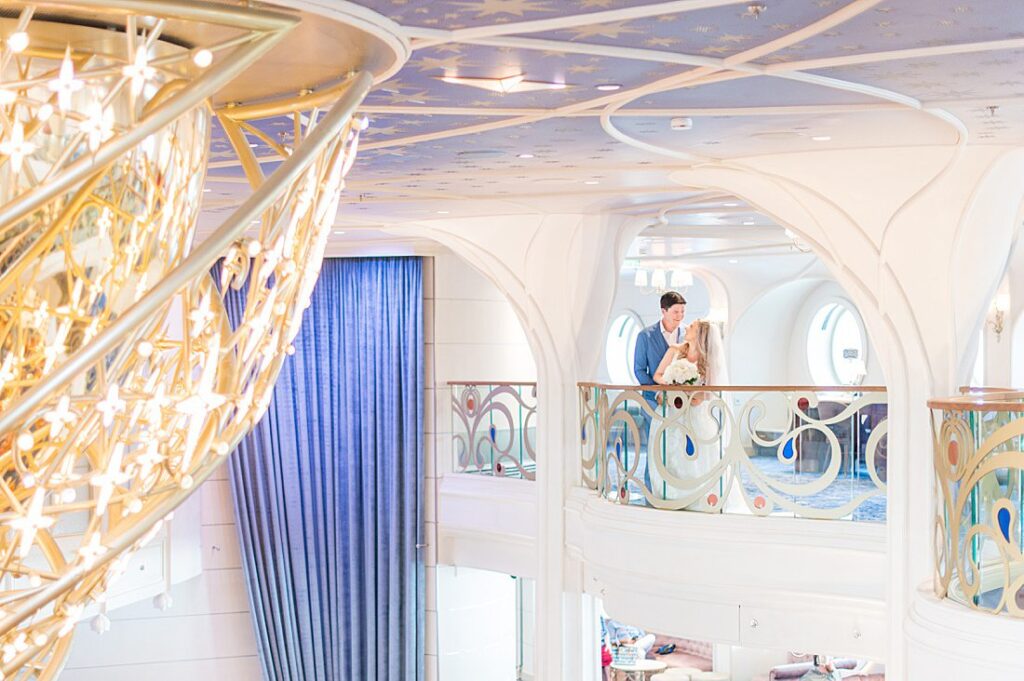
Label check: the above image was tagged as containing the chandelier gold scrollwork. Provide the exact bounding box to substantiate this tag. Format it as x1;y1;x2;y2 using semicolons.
0;1;377;677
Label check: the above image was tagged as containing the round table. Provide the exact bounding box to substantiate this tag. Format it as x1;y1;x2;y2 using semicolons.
611;659;668;681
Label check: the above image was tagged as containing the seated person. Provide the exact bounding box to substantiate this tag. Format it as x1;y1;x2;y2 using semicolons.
799;655;842;681
601;616;656;659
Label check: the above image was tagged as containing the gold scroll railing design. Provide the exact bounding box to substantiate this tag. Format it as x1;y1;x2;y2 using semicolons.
0;2;375;677
450;381;537;480
931;391;1024;617
580;384;888;521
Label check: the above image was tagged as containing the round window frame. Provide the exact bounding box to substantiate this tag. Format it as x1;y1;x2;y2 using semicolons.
806;298;869;386
605;309;644;385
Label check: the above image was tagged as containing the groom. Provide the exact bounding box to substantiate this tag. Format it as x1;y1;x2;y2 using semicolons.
634;291;686;405
631;292;685;493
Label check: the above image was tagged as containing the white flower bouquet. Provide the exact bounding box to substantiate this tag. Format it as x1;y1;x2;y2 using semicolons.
663;357;700;385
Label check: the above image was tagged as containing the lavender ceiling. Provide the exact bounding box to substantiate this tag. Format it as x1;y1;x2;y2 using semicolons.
203;0;1024;228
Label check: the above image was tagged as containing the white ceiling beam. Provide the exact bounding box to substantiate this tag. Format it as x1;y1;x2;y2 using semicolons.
357;103;900;117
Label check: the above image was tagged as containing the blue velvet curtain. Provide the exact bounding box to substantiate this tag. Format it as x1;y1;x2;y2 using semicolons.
225;257;423;681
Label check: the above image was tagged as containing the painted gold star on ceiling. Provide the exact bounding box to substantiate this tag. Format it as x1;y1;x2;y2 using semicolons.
567;63;602;74
718;34;753;43
364;125;403;136
448;0;555;18
578;0;616;7
645;36;681;47
380;89;445;104
415;54;478;72
567;20;642;40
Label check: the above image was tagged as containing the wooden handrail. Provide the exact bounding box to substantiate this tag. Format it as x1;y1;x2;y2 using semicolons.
447;380;537;386
957;386;1016;394
930;390;1024;412
577;382;887;393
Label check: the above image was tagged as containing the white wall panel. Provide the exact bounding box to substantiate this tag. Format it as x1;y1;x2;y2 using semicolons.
62;475;259;680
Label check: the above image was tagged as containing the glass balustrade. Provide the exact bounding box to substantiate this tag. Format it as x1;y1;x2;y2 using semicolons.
450;382;537;479
931;390;1024;617
580;383;888;521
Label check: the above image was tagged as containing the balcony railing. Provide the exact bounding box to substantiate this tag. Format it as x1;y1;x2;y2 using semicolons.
579;384;888;521
930;390;1024;617
450;382;537;479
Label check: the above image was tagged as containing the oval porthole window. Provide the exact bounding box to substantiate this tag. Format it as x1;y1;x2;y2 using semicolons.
807;302;866;385
605;312;643;385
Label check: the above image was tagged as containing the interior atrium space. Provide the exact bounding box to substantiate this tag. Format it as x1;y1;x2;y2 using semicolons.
0;1;1022;680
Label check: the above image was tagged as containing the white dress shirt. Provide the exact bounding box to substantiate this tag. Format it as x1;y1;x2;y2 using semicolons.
660;321;681;347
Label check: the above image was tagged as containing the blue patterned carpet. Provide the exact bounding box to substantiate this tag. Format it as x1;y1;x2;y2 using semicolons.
609;452;887;523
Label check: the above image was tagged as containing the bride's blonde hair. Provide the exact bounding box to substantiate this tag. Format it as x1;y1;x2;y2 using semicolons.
681;319;711;383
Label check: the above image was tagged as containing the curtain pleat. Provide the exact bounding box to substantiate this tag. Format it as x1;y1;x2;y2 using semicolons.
225;257;423;681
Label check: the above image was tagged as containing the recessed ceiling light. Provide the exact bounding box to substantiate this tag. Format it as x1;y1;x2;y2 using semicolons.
202;188;211;193
723;202;739;207
811;135;832;141
596;84;622;91
333;230;346;235
743;219;756;225
517;153;535;159
436;210;450;214
728;259;739;264
583;180;600;185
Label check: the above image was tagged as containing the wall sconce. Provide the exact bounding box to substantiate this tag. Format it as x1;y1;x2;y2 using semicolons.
988;293;1010;342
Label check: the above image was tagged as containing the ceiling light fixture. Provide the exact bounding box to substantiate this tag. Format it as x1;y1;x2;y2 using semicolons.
436;210;450;214
517;153;534;159
439;74;566;94
728;259;739;264
596;84;621;91
744;2;768;18
670;269;693;289
724;202;739;207
811;135;832;141
583;180;600;185
333;230;346;235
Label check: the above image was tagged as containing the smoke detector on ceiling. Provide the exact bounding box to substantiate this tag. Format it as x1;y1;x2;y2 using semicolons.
670;117;693;131
744;3;767;18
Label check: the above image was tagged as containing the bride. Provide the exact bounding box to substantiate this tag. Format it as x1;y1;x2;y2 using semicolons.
648;319;742;512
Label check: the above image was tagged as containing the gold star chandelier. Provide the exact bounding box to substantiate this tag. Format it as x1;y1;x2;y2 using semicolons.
0;1;402;677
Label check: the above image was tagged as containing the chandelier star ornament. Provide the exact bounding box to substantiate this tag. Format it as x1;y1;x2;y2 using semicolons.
0;121;36;174
47;46;83;111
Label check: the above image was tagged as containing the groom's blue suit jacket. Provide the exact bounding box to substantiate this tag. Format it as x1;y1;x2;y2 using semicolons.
633;322;680;406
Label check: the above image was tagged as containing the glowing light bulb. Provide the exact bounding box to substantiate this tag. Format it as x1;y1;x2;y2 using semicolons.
0;119;36;173
192;48;213;68
37;103;53;122
7;32;28;53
